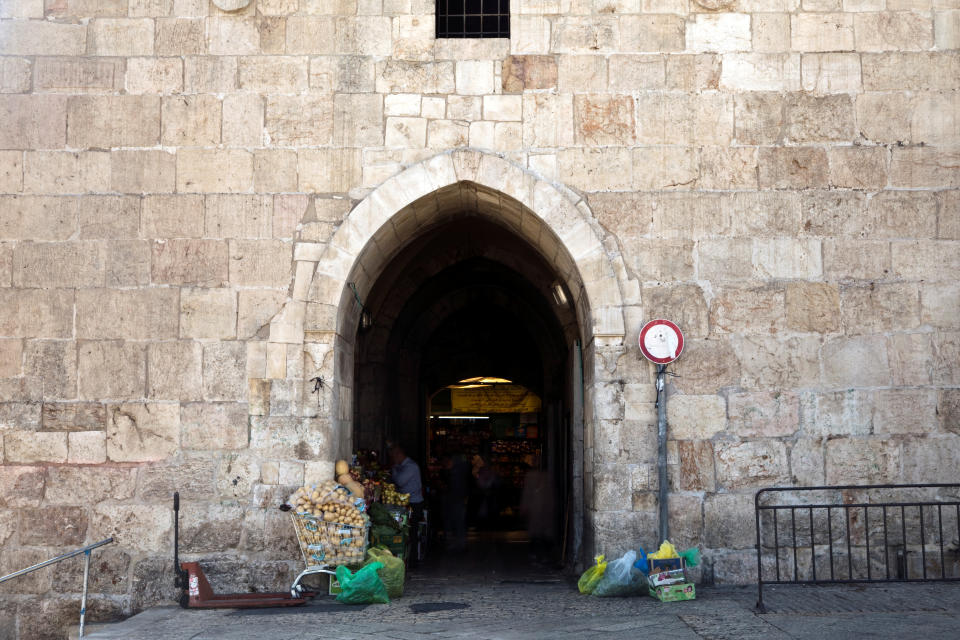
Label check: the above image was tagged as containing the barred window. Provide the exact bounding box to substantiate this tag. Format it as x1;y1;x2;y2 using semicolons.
436;0;510;38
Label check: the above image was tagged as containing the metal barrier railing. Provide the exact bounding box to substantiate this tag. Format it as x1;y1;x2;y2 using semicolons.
755;484;960;612
0;537;114;638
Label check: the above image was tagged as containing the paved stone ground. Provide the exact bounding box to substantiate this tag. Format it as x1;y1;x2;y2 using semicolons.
84;572;960;639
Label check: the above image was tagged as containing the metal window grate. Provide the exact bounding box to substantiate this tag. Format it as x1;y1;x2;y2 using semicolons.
436;0;510;39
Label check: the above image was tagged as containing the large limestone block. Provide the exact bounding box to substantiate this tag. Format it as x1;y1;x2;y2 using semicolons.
825;438;901;484
784;94;855;143
716;440;789;490
933;330;960;385
0;151;22;193
222;93;263;147
217;452;261;499
111;150;176;194
238;290;287;338
67;96;160;148
91;503;172;551
921;282;960;329
142;195;204;239
147;341;203;401
0;195;76;240
801;53;861;95
45;467;135;505
265;95;333;146
22;150;109;194
180;288;237;340
698;147;758;190
522;94;574;147
728;391;800;438
704;493;756;549
636;93;733;145
13;242;104;288
574;94;636;146
720;53;801;91
228;239;292;287
935;10;960;49
33;56;124;93
181;402;249;450
176;149;253;193
0;289;74;338
203;341;247;401
641;284;709;339
710;284;786;335
633;146;700;190
754;238;823;279
666;394;726;440
254;151;297;193
734;335;821;390
801;390;873;437
733;92;782;145
840;282;920;334
311;55;376;93
823;239;891;280
687;12;751;52
791;13;854;51
24;339;77;400
157;18;205;55
940;390;960;434
89;18;155;56
887;332;934;386
185;56;238;93
669;440;715;492
607;55;665;91
67;431;107;464
0;466;45;508
502;55;557;92
103;239;150;287
78;341;146;400
376;60;454;94
208;16;259;55
0;95;67;149
106;402;179;462
669;338;742;395
238;56;308;91
335;16;392;56
889;148;960;189
550;16;618;54
758;147;829;189
828;147;887;189
205;195;273;239
0;21;85;55
903;436;960;484
785;282;840;333
41;402;105;432
854;11;933;51
799;190;868;237
557;55;607;92
333;94;384;146
873;389;938;434
752;12;790;53
863;52;960;91
0;340;21;378
79;195;140;239
892;239;960;280
77;288;179;340
161;95;221;146
0;0;43;18
0;56;31;93
821;335;891;388
4;431;67;463
620;14;685;52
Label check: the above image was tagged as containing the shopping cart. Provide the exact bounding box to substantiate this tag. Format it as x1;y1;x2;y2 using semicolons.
289;511;369;598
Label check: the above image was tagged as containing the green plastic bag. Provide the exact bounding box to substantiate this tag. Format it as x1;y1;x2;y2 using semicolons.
365;547;405;599
334;562;390;604
679;547;700;568
577;554;607;594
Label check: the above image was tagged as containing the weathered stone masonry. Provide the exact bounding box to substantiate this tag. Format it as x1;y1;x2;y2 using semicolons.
0;0;959;636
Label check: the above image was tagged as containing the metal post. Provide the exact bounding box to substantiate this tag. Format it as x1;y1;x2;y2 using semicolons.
79;549;91;639
656;364;669;544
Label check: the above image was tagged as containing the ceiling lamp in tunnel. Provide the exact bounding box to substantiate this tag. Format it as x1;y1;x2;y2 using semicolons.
551;281;569;307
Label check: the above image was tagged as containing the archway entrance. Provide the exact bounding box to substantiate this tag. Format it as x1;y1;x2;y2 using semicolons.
293;152;629;573
353;216;577;568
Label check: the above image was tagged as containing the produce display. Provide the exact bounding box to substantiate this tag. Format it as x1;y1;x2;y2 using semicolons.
288;480;369;567
380;482;410;506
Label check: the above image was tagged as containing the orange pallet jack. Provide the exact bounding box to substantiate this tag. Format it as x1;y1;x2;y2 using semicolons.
173;492;314;608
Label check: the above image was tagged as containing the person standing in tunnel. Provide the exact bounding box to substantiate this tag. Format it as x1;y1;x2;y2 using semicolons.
390;444;425;564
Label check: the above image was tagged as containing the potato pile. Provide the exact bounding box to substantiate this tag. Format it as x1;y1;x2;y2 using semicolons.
290;480;369;566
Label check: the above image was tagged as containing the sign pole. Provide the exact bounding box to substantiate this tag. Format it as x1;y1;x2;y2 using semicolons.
656;363;669;544
638;319;683;546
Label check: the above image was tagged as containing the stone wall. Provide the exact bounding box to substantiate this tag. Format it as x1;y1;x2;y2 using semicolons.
0;0;958;636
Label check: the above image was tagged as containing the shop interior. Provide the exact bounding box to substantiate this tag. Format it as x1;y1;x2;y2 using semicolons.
351;215;582;573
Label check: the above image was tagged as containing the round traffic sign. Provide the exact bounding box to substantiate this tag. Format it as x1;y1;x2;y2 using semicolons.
639;319;684;364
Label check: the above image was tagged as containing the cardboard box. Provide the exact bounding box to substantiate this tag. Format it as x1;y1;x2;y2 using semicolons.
647;567;687;587
649;582;696;602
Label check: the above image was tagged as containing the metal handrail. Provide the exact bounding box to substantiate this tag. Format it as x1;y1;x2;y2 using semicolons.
0;537;114;639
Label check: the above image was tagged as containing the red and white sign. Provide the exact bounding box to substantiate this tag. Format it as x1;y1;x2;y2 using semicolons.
639;319;684;364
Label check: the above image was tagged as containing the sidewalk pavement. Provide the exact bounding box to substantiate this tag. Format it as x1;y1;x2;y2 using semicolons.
84;573;960;639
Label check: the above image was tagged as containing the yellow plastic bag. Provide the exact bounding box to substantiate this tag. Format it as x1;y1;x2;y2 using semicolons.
577;555;607;594
647;540;679;560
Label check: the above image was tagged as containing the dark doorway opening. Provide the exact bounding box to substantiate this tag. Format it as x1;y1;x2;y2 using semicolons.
352;215;579;574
